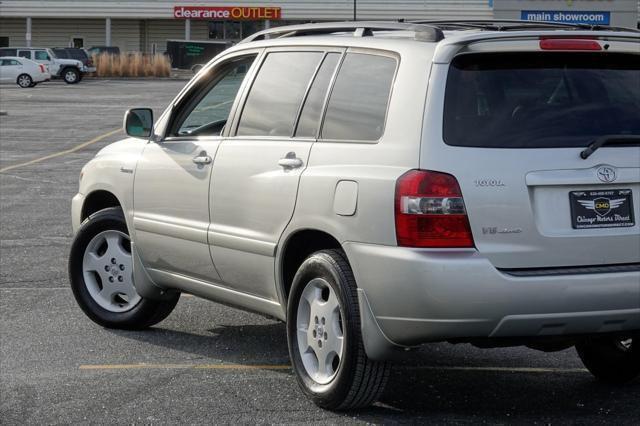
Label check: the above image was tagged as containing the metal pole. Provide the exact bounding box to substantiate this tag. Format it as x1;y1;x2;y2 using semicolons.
105;17;112;47
353;0;357;21
26;17;32;47
185;19;191;41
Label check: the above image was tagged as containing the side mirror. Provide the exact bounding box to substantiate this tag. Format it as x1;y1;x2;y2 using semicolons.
124;108;153;139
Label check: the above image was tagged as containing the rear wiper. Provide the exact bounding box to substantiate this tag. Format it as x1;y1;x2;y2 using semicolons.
580;135;640;159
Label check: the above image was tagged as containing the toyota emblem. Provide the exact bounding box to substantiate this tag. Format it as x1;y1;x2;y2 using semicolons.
596;166;617;183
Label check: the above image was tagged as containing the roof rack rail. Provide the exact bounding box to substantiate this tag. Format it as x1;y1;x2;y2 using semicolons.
411;19;640;33
241;21;445;44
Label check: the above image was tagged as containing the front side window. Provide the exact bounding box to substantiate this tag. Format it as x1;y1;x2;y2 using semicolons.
173;55;257;137
443;52;640;148
321;53;397;141
236;51;323;137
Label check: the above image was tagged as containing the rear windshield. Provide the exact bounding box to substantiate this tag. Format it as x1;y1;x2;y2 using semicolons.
443;52;640;148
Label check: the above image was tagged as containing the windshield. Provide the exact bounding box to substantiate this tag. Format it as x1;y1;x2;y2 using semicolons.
443;52;640;148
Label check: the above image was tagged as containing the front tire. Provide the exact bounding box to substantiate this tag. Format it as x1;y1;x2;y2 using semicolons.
62;67;80;84
576;335;639;384
69;207;179;330
17;74;33;88
286;249;389;410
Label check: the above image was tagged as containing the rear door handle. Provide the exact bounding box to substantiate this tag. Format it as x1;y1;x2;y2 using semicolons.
278;152;303;169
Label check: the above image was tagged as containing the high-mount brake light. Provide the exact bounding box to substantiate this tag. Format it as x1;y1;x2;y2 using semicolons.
539;38;602;51
395;170;475;248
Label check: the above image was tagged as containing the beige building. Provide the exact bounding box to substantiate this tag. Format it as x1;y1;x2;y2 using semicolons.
0;1;495;52
0;1;638;53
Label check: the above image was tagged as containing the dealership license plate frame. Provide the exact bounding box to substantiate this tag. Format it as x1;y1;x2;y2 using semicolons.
569;189;635;229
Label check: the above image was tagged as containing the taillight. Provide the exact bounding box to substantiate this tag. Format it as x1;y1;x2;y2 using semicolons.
395;170;474;248
39;64;46;73
539;38;602;51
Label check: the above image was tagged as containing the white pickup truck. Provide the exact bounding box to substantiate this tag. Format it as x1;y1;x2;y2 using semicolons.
0;47;88;83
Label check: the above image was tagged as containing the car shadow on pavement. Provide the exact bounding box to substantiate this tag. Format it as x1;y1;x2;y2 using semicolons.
357;369;640;420
107;324;638;418
106;322;291;368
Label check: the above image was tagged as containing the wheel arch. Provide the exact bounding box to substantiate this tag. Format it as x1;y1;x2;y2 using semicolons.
81;190;122;222
277;228;343;306
16;73;32;85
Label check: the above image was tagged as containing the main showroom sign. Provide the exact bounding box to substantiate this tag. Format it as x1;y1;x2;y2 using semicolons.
174;6;282;20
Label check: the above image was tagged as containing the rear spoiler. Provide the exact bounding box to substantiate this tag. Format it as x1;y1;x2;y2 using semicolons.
432;30;640;63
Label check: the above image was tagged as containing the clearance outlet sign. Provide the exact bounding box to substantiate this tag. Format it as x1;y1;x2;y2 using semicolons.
174;6;282;20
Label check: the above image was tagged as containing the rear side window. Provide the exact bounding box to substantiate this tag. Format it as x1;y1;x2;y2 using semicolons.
321;53;396;141
17;50;31;59
443;52;640;148
237;51;323;137
0;48;17;56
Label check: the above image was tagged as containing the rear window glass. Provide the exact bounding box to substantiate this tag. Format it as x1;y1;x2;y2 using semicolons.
321;53;396;141
443;52;640;148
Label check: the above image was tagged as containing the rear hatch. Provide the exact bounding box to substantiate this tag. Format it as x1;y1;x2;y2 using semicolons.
425;36;640;269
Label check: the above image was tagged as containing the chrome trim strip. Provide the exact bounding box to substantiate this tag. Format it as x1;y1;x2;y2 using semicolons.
133;216;208;244
209;231;276;257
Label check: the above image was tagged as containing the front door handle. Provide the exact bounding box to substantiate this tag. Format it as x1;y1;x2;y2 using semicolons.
192;152;212;165
278;152;303;169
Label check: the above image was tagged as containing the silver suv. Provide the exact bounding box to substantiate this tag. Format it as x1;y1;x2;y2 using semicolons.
69;21;640;409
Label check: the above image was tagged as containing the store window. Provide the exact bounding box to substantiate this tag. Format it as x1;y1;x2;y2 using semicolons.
73;38;84;48
0;37;9;48
208;21;264;41
206;20;311;41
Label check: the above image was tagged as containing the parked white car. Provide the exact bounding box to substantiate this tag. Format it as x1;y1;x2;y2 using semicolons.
0;56;51;88
69;21;640;410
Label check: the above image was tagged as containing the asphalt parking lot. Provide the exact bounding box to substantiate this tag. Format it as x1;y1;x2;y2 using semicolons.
1;79;638;424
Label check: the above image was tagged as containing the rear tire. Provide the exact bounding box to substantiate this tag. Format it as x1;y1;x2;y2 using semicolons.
286;249;390;410
576;335;639;384
62;67;80;84
17;74;32;88
69;207;180;330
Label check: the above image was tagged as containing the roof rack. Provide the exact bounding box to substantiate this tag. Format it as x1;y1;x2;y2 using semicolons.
411;19;640;34
241;21;445;44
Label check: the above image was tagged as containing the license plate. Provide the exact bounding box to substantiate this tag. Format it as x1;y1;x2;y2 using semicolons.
569;189;635;229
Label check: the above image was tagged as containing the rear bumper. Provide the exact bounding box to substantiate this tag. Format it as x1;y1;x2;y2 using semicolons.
344;242;640;352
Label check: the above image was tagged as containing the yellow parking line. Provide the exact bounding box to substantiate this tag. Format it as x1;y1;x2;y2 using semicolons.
0;128;121;173
78;363;587;373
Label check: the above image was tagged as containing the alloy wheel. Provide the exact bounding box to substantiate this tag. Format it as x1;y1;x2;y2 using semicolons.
296;278;345;385
82;230;141;312
18;75;32;88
